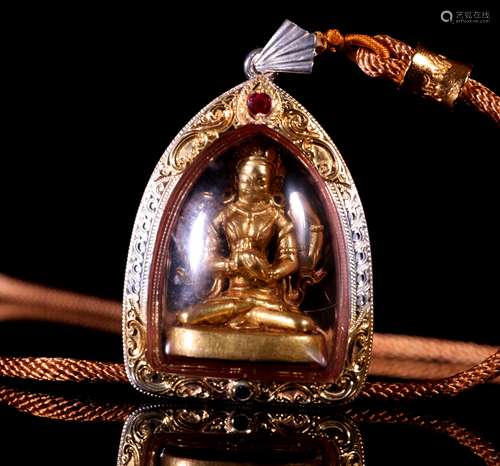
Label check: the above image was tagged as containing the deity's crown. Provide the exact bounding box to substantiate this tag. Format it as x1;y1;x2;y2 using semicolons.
236;139;282;173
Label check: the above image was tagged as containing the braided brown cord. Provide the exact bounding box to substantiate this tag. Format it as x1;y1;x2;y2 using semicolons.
1;349;498;387
0;387;497;465
2;276;498;379
461;78;500;122
350;408;500;466
0;357;127;383
373;334;499;383
0;350;498;401
0;385;134;422
351;34;412;84
316;29;500;124
361;348;500;400
371;357;500;384
1;275;499;397
374;333;497;365
0;274;120;333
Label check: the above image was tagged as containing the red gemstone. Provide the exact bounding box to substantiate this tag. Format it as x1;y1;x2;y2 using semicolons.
247;92;272;116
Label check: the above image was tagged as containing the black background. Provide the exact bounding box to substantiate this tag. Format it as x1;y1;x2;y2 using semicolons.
0;4;498;465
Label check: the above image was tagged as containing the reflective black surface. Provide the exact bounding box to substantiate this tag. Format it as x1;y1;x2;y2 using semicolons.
0;373;498;465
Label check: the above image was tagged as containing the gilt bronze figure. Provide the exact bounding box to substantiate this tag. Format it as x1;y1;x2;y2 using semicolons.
168;139;328;364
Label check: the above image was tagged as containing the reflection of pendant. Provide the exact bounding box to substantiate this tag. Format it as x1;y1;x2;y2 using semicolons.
123;20;373;404
118;404;364;465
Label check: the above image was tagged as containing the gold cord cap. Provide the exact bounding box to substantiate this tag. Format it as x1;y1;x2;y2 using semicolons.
401;45;472;107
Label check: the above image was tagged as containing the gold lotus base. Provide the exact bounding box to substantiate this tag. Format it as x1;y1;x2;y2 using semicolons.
167;325;327;366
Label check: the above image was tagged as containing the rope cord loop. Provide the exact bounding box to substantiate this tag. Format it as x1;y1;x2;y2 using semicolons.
0;274;499;400
0;386;497;464
1;22;500;399
316;28;500;124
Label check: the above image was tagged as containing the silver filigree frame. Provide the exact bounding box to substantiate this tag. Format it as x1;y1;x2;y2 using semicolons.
122;75;373;404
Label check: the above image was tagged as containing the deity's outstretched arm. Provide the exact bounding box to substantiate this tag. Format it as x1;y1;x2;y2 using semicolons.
270;213;299;280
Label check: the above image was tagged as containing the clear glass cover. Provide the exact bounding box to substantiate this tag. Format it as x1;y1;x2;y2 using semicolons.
148;131;349;383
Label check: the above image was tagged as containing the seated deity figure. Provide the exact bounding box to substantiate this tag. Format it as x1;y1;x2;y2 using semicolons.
176;139;325;336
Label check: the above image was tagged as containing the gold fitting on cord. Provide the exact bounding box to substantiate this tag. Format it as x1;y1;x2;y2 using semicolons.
401;45;472;107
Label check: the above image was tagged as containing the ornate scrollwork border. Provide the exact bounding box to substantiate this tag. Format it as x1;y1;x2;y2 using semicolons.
123;75;373;404
117;405;364;466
